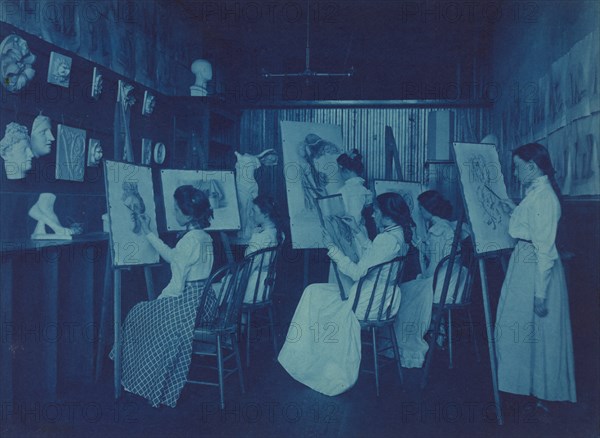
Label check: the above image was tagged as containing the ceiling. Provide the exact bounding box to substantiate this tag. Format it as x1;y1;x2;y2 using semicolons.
177;0;494;102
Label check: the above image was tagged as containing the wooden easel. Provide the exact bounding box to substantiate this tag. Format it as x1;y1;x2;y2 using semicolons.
385;126;403;181
418;215;511;426
94;249;158;393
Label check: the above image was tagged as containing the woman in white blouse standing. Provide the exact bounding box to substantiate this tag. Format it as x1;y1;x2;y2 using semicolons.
114;185;217;408
278;192;414;396
496;143;576;405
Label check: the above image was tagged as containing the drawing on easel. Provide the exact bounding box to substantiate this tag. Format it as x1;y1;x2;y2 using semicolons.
373;180;426;237
160;169;240;231
104;160;159;267
316;194;359;263
280;121;344;249
453;142;515;255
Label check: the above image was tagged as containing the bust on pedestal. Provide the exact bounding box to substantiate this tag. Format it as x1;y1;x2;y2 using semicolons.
190;59;212;97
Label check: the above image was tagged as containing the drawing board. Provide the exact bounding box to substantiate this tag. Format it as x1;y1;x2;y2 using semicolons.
104;160;159;267
452;142;515;255
160;169;240;231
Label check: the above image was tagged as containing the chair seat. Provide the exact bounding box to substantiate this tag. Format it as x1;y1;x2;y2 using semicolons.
358;317;396;329
242;299;272;310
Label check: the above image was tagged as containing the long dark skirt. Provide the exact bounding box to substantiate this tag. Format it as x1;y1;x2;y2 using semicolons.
114;280;217;407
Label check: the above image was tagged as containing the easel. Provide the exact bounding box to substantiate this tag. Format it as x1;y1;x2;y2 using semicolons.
418;210;507;425
385;126;404;181
94;248;159;395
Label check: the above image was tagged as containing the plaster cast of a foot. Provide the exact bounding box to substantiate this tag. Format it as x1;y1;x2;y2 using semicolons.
28;193;75;239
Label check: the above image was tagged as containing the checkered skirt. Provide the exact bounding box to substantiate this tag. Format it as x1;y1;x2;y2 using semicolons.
117;279;217;407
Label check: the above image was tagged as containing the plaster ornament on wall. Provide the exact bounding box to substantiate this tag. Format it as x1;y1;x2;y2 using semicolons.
55;124;86;182
0;34;36;93
47;51;72;88
29;193;80;240
142;91;156;116
87;138;103;166
117;80;136;107
153;142;166;164
0;122;33;180
141;138;152;165
30;115;55;158
91;67;103;99
190;59;212;96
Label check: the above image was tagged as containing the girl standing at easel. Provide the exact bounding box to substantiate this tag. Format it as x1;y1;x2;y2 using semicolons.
496;143;576;408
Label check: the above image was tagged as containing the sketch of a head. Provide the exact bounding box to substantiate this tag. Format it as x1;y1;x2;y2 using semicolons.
186;179;226;211
122;182;146;234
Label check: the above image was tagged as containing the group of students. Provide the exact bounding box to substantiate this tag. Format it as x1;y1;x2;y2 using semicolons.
113;142;575;410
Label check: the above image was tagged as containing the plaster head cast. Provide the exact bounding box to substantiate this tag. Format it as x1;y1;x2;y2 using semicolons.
0;122;34;179
30;115;55;158
190;59;213;96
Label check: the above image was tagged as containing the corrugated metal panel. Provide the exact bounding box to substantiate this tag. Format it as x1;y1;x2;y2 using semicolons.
239;106;490;210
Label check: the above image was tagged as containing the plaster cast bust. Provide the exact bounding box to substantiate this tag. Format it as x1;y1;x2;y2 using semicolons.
0;34;36;93
30;115;55;158
0;122;33;180
190;59;212;96
234;148;279;241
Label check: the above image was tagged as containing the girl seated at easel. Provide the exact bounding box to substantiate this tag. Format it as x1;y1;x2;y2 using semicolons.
278;192;414;396
394;190;469;368
112;185;217;408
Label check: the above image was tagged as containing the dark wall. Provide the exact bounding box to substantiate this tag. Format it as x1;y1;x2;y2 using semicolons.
0;23;174;241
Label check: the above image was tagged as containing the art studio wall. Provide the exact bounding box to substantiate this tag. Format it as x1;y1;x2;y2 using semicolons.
1;0;202;96
0;22;174;241
490;0;600;197
238;105;491;227
489;0;600;406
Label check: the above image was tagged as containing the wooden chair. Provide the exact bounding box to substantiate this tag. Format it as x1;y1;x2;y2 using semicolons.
240;245;281;367
430;244;480;369
350;255;405;396
187;260;251;409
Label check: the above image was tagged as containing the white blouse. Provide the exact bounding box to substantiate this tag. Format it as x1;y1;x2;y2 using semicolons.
327;225;407;283
508;175;560;299
337;177;373;224
146;230;214;299
245;225;279;256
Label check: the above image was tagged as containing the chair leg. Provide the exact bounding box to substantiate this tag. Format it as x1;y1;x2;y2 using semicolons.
371;327;380;397
232;331;245;394
467;310;481;363
268;305;278;356
389;325;404;384
245;310;252;367
216;334;225;410
448;310;453;369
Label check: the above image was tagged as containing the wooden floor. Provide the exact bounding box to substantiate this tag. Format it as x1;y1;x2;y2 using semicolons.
2;253;598;438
